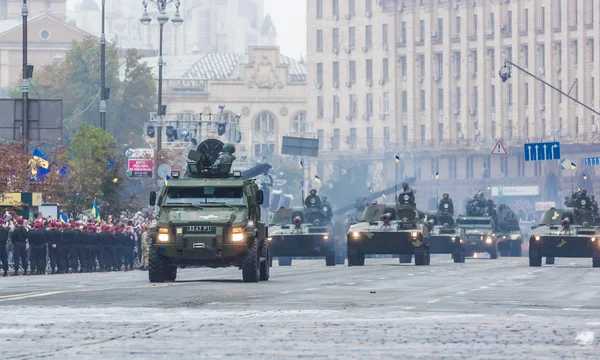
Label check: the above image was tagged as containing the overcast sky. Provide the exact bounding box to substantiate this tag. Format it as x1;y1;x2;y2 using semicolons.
264;0;307;60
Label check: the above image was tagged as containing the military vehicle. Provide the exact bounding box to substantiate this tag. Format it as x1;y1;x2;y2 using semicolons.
495;204;523;257
268;191;344;266
529;198;600;267
148;139;270;283
427;196;466;263
346;189;431;266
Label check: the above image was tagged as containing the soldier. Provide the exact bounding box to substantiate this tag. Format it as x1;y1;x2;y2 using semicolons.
28;222;46;275
398;182;415;204
67;223;80;273
47;222;61;274
99;225;112;271
113;226;123;271
212;143;236;172
438;193;454;214
60;222;73;273
89;225;99;272
474;191;487;208
321;196;333;219
575;189;591;209
12;218;28;276
124;226;135;271
0;218;8;276
140;224;150;271
590;195;599;214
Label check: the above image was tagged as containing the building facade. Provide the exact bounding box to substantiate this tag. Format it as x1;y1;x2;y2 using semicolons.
306;0;600;213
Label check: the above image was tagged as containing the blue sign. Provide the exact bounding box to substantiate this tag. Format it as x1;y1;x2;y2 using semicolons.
523;142;560;161
584;157;600;167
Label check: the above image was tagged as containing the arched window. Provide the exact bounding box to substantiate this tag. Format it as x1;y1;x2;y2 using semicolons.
254;112;275;132
291;111;307;133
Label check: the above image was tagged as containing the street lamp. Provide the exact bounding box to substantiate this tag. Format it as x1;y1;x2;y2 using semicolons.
140;0;183;153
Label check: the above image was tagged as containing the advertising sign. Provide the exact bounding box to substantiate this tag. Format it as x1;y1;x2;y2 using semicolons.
491;186;540;197
127;159;153;178
535;201;557;211
125;148;154;158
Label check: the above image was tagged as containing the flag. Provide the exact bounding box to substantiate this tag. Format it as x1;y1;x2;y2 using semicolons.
571;162;577;170
299;160;304;169
394;154;400;163
91;199;101;222
165;175;171;187
107;159;115;169
435;172;439;180
314;175;321;183
32;148;49;169
59;211;68;223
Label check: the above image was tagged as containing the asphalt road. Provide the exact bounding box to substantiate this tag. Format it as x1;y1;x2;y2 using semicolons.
1;257;599;359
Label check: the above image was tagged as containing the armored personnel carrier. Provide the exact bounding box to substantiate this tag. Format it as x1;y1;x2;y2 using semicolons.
495;204;523;257
147;139;270;283
457;195;499;259
427;194;466;263
529;195;600;267
268;191;344;266
346;188;431;266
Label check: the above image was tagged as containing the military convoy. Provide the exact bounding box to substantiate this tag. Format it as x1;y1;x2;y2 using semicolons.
268;190;345;266
529;190;600;267
147;139;270;283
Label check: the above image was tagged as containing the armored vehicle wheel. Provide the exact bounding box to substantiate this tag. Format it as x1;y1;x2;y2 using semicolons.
510;242;522;257
148;252;166;283
165;265;177;282
325;255;336;266
529;250;542;267
259;239;270;281
499;249;510;257
242;239;260;283
593;255;600;268
347;248;364;266
335;253;345;265
545;257;555;265
278;257;292;266
414;249;430;266
399;255;413;264
489;247;498;259
452;248;465;263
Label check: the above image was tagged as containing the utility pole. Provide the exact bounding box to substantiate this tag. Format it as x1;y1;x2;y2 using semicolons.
21;0;28;149
100;0;106;130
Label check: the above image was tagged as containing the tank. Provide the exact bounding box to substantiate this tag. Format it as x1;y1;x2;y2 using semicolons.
147;139;270;283
427;200;466;263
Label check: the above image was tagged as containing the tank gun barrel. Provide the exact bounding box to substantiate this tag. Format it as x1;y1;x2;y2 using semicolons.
333;178;416;216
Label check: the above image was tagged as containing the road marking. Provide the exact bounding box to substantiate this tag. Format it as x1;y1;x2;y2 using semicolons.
345;283;355;285
0;292;42;299
575;331;595;345
407;273;415;276
364;279;373;282
304;288;317;291
0;291;68;302
427;298;440;304
498;280;505;283
479;286;488;289
490;283;497;286
457;291;467;295
280;291;294;294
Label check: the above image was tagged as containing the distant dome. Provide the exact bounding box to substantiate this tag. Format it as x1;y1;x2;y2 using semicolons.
80;0;99;11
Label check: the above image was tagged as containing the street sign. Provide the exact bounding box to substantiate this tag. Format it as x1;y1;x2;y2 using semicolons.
584;157;600;166
523;141;560;161
491;140;507;155
125;148;154;158
560;159;572;170
127;159;153;178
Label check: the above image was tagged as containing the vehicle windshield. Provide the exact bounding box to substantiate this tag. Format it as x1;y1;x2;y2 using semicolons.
457;218;492;228
164;186;245;206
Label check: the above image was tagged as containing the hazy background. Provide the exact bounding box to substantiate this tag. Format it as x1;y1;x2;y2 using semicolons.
264;0;307;59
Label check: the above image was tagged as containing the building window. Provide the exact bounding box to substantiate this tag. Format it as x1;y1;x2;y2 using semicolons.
541;84;546;104
419;20;425;41
349;128;357;149
317;129;324;149
383;126;390;144
254;112;275;131
333;28;339;49
333;128;340;150
317;63;323;84
365;0;372;13
472;86;478;109
333;0;339;17
291;112;308;133
367;127;373;150
316;30;323;52
366;59;373;82
365;25;372;47
573;40;578;64
366;93;373;116
538;44;545;68
524;82;529;105
556;42;562;66
437;88;443;110
436;53;443;77
437;18;443;38
419;55;425;77
316;0;323;18
438;123;444;141
383;92;389;113
589;39;594;63
401;21;407;43
420;124;426;144
508;120;513;139
472;14;477;36
523;8;529;31
490;85;496;109
456;16;461;36
400;56;407;77
382;24;388;46
540;6;545;30
317;96;324;118
488;49;495;73
523;45;529;67
402;125;408;142
349;27;356;49
558;80;562;103
471;50;478;75
40;29;50;41
349;60;356;83
454;52;461;75
420;90;426;112
350;94;357;115
507;10;513;34
456;87;461;109
382;58;389;81
507;84;513;106
333;61;339;84
592;77;595;106
348;0;355;15
402;91;407;113
333;95;340;119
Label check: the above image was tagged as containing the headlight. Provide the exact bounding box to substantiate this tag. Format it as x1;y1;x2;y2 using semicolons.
352;231;360;238
247;220;254;227
535;236;541;241
460;239;464;243
323;235;329;240
267;237;272;241
231;227;245;242
486;237;492;244
592;237;597;242
451;237;456;241
157;233;170;242
411;231;418;238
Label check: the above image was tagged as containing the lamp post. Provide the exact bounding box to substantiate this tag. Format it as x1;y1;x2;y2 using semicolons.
140;0;183;153
21;0;28;149
100;0;106;130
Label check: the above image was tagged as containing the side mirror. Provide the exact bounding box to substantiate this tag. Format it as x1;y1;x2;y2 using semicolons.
149;191;157;206
256;190;264;205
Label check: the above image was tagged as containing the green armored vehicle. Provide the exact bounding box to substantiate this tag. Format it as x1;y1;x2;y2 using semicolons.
427;193;466;263
347;184;431;266
529;192;600;267
147;139;270;283
268;190;344;266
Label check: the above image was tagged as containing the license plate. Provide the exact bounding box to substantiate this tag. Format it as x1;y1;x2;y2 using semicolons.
185;226;212;233
193;243;206;249
471;242;477;245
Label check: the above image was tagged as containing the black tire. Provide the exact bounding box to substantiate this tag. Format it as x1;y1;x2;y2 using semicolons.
510;242;522;257
593;255;600;268
165;265;177;282
347;247;364;266
259;239;270;281
148;252;165;283
399;255;413;264
278;257;292;266
242;239;260;283
529;250;542;267
452;248;465;263
335;254;345;265
415;249;430;266
499;250;510;257
325;255;336;266
489;247;498;259
545;257;555;265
